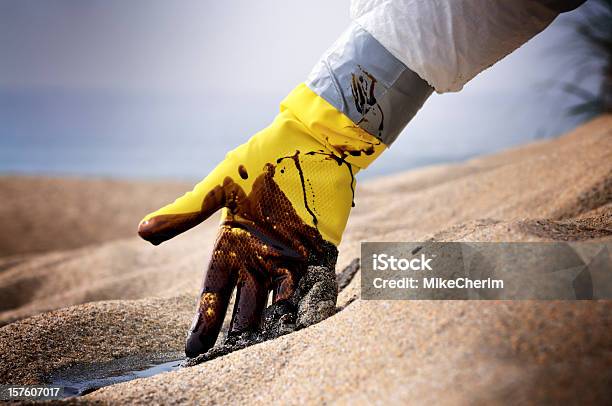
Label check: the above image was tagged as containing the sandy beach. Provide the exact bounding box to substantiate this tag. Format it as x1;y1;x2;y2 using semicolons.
0;116;611;404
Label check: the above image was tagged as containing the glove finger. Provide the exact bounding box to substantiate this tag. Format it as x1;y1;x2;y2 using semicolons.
228;268;270;334
185;241;238;358
139;173;247;245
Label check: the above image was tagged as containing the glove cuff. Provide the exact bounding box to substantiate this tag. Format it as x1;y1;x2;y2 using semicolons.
305;22;433;146
280;84;386;170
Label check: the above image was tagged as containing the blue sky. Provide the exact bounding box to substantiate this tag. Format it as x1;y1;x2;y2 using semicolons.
0;0;601;179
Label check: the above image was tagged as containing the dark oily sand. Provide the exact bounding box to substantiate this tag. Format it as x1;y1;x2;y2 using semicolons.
183;264;339;367
48;352;183;398
185;260;361;367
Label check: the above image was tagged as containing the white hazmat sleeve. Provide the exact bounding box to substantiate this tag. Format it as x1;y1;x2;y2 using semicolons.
350;0;561;93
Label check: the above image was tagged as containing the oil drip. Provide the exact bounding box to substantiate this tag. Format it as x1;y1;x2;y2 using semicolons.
351;65;385;137
276;150;319;225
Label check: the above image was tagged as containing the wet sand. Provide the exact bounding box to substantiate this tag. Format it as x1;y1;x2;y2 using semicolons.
0;115;611;404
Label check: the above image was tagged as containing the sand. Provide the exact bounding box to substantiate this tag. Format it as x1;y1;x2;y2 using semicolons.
0;115;611;404
0;176;191;256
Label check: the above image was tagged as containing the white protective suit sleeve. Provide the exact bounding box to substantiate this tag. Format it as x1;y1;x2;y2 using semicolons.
350;0;581;93
305;0;584;146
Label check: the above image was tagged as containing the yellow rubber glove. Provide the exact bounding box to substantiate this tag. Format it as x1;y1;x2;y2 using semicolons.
138;84;385;357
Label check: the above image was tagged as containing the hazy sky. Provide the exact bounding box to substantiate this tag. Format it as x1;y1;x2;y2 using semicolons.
0;0;600;179
1;0;350;93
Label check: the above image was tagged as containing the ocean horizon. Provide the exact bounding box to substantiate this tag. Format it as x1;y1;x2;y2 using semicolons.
0;85;586;182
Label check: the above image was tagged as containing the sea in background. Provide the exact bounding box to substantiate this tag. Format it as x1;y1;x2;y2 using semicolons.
0;84;588;181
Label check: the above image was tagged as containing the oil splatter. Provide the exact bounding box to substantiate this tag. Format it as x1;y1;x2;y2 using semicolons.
277;151;319;226
238;165;249;180
351;66;385;137
306;150;356;208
